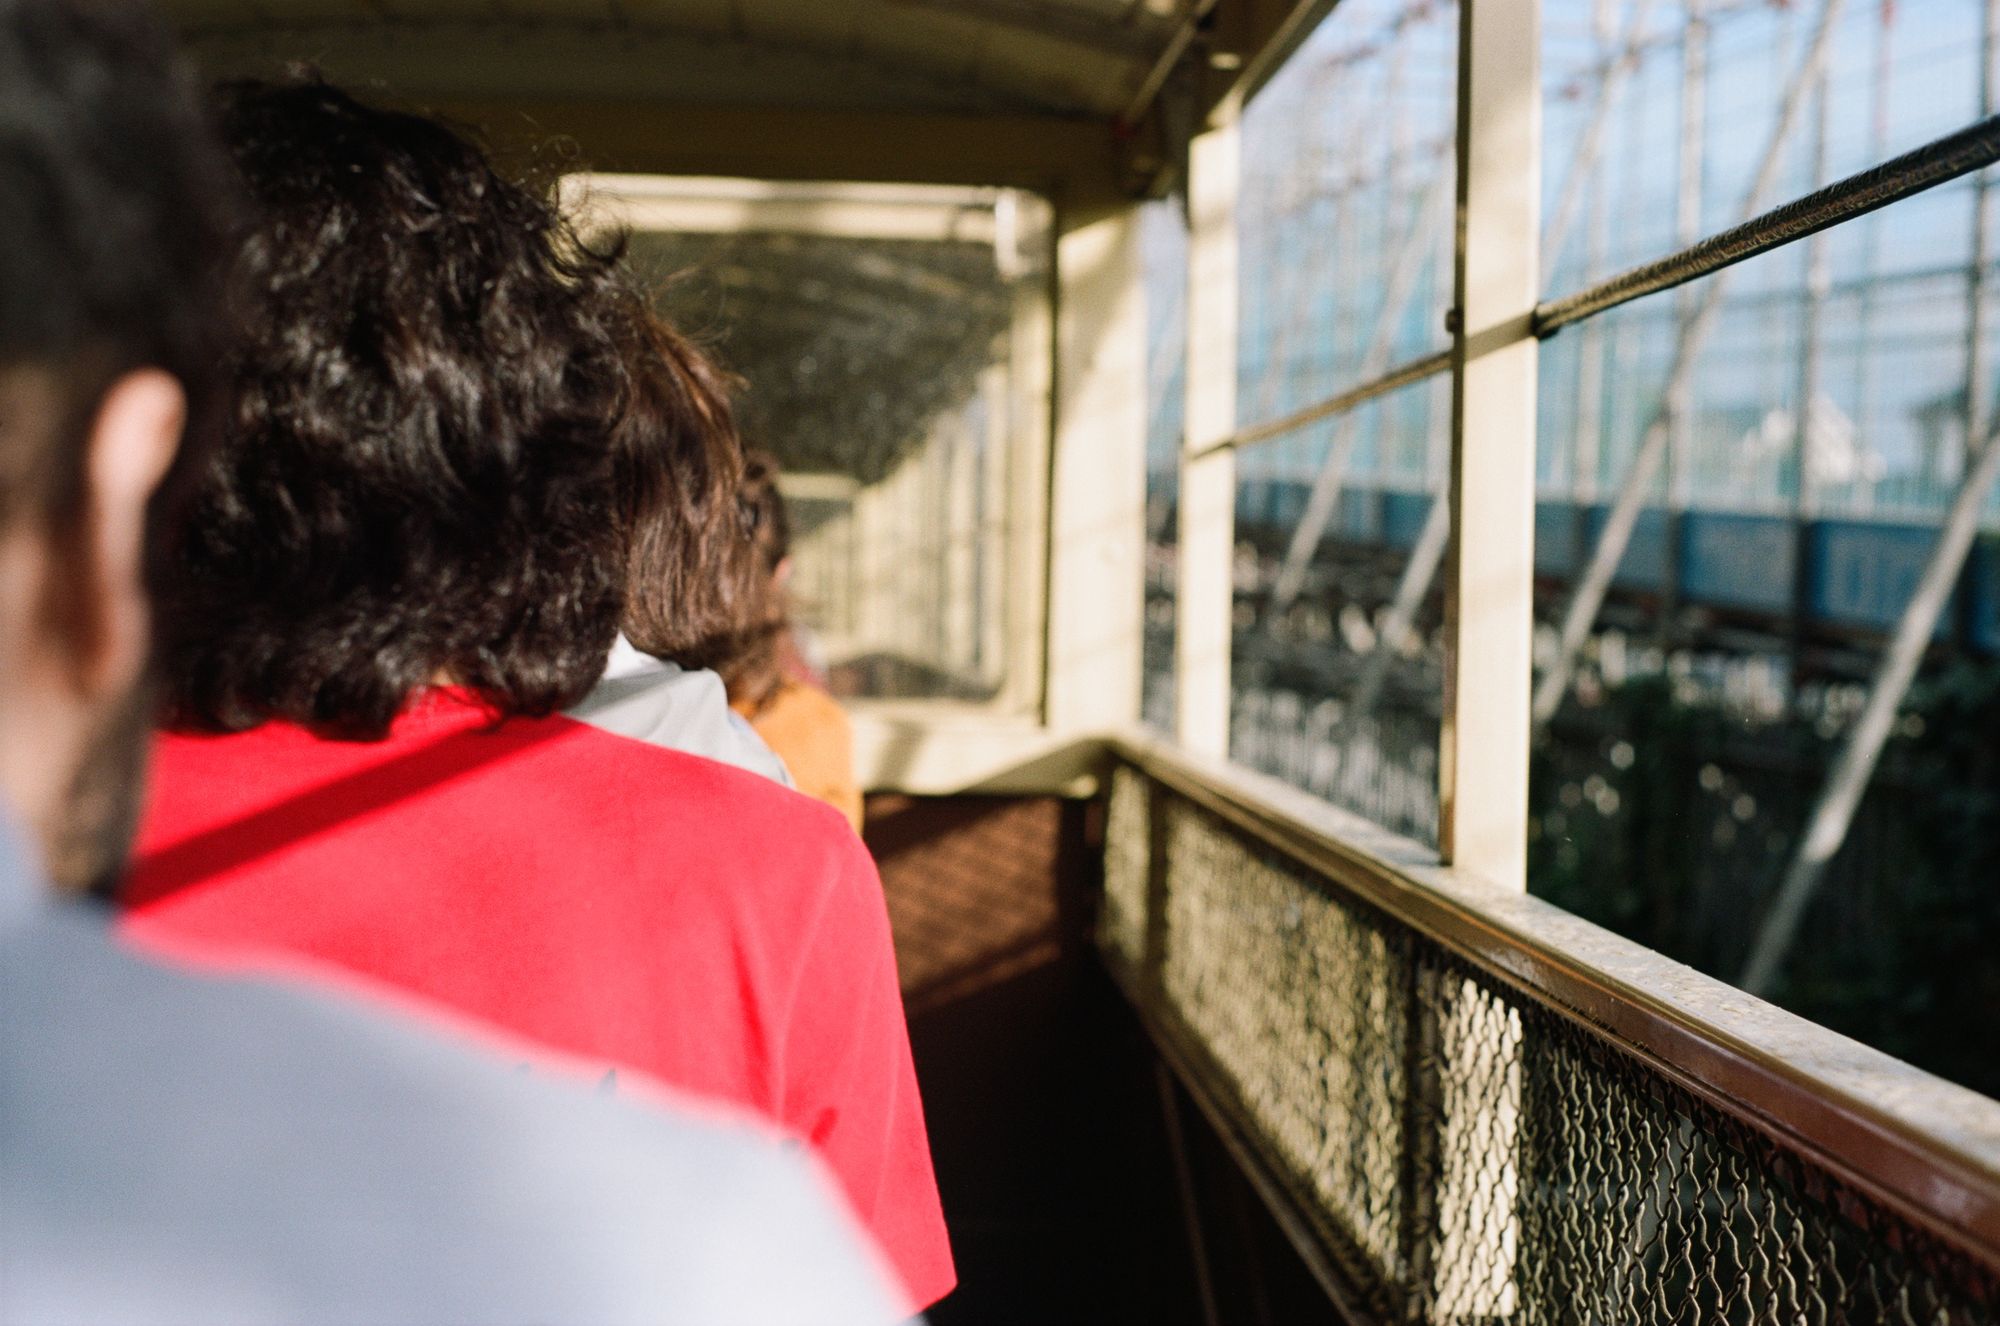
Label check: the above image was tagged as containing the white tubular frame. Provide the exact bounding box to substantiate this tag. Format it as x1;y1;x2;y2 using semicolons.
1176;115;1244;761
1441;0;1541;890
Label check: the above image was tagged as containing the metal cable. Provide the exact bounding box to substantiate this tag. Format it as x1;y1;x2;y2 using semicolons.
1536;113;2000;336
1196;348;1452;459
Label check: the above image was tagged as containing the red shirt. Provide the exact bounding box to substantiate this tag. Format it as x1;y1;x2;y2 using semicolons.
122;689;953;1307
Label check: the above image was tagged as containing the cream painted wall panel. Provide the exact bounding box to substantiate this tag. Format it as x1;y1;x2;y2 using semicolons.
1046;207;1146;732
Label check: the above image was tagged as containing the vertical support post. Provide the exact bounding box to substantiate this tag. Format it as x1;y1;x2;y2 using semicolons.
1430;2;1538;1281
1441;0;1540;890
1047;205;1149;732
1853;0;1894;512
1177;115;1243;759
1968;0;1998;472
1008;205;1057;720
1789;71;1832;689
1662;0;1708;647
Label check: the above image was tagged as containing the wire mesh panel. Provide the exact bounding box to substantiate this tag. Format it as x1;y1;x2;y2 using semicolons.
1514;1001;1998;1325
1101;765;1154;972
1160;788;1414;1287
1101;759;2000;1323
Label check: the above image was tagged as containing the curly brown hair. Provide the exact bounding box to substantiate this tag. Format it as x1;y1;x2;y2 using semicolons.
158;79;637;739
613;309;756;672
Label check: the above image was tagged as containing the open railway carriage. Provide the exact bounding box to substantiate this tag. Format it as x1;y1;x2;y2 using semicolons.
157;0;2000;1320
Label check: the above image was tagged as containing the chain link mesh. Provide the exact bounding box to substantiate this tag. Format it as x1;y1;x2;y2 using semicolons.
1101;764;2000;1324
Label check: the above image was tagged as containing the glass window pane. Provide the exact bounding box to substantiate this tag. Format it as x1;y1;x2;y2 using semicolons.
1223;0;1458;846
1544;0;1991;295
1238;0;1457;434
1233;375;1452;846
1529;156;2000;1099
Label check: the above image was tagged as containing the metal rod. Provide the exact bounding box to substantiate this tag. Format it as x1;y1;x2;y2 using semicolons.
1849;0;1896;514
1787;69;1833;687
1969;0;1999;468
1535;112;2000;337
1154;1058;1224;1326
1347;480;1452;723
1740;415;2000;995
886;0;1156;54
1121;0;1220;129
1544;0;1659;266
1199;348;1453;459
1658;0;1710;641
1536;0;1622;507
1739;0;2000;998
1567;0;1649;504
1531;0;1848;732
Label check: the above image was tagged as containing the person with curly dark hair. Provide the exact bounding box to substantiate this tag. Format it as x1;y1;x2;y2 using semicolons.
0;9;904;1323
118;79;953;1309
156;80;630;737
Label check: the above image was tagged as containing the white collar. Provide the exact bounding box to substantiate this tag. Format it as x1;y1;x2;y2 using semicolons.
602;633;682;683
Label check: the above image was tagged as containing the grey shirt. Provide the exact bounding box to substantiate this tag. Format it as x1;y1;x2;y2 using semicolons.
569;635;795;788
0;819;907;1326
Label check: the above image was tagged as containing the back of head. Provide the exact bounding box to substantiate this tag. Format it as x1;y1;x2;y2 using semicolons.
0;0;231;891
160;80;633;739
0;0;227;547
614;309;753;670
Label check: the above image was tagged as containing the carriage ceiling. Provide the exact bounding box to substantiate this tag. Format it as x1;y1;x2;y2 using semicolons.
154;0;1331;202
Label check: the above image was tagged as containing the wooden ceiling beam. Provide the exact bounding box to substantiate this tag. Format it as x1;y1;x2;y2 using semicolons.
417;96;1135;217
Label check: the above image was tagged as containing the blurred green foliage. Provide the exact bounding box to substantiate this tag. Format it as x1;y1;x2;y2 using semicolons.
1529;662;2000;1099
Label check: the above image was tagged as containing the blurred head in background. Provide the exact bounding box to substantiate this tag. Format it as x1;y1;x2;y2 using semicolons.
718;450;796;715
0;0;232;891
612;307;756;671
716;452;863;834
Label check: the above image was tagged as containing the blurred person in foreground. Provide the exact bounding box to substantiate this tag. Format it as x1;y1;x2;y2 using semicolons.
0;1;905;1322
723;452;865;833
117;77;954;1307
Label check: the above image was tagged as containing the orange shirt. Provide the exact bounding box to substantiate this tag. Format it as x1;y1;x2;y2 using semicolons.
737;680;864;833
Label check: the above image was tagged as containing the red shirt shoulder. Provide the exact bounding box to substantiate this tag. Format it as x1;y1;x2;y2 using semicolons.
125;695;953;1307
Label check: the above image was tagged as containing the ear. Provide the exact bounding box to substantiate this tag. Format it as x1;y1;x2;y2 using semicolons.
60;369;185;698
